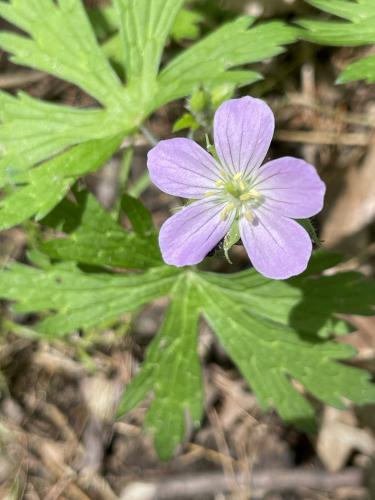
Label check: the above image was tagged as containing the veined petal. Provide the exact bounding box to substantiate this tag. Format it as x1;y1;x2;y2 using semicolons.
213;96;274;177
239;208;312;279
159;198;234;267
147;138;221;199
254;157;326;218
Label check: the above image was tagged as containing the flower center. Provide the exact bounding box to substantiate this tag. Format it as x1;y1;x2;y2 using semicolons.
209;172;263;221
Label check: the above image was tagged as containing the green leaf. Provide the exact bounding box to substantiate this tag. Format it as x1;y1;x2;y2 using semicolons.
0;261;178;336
156;17;298;105
171;8;204;42
41;190;162;270
339;54;375;83
223;220;240;263
0;4;296;228
298;0;375;83
87;4;119;40
113;0;184;91
0;2;138;227
0;0;124;107
196;270;375;428
120;194;154;237
0;92;125;178
303;0;374;23
297;218;320;246
1;253;374;457
201;252;375;338
119;273;203;459
0;135;122;230
172;113;199;132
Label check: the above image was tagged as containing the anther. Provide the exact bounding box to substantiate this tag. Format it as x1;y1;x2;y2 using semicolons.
220;203;235;221
244;210;255;222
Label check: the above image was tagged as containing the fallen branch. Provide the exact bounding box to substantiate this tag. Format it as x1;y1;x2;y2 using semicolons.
121;468;364;499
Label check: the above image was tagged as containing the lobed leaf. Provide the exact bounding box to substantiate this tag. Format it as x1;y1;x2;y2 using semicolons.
0;261;178;336
119;274;203;459
0;249;374;457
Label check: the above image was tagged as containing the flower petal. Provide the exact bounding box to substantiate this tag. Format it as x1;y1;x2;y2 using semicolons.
213;96;274;176
159;198;234;267
147;138;221;199
239;208;312;279
254;157;326;218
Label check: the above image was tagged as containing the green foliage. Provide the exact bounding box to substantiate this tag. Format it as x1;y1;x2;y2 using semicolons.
0;135;122;230
0;93;124;176
1;233;374;457
90;3;203;43
0;261;178;337
299;0;375;83
0;0;124;107
156;17;297;105
0;1;298;230
170;8;204;42
1;0;373;461
41;190;162;269
119;274;203;459
339;54;375;84
197;270;375;428
113;0;184;94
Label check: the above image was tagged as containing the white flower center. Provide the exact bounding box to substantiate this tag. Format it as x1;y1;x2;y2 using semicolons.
205;171;263;222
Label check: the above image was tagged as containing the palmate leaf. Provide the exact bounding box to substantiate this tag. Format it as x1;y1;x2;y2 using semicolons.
0;1;298;229
0;247;374;457
299;0;375;83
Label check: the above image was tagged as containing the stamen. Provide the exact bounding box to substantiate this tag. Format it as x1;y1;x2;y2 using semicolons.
239;189;261;201
239;192;252;201
215;180;225;187
204;190;216;197
248;189;261;198
244;210;254;222
233;172;242;180
220;203;235;221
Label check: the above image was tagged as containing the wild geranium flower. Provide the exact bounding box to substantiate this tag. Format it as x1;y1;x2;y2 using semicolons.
147;96;325;279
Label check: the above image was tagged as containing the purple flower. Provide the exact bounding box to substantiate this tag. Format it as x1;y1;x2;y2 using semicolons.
147;96;325;279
